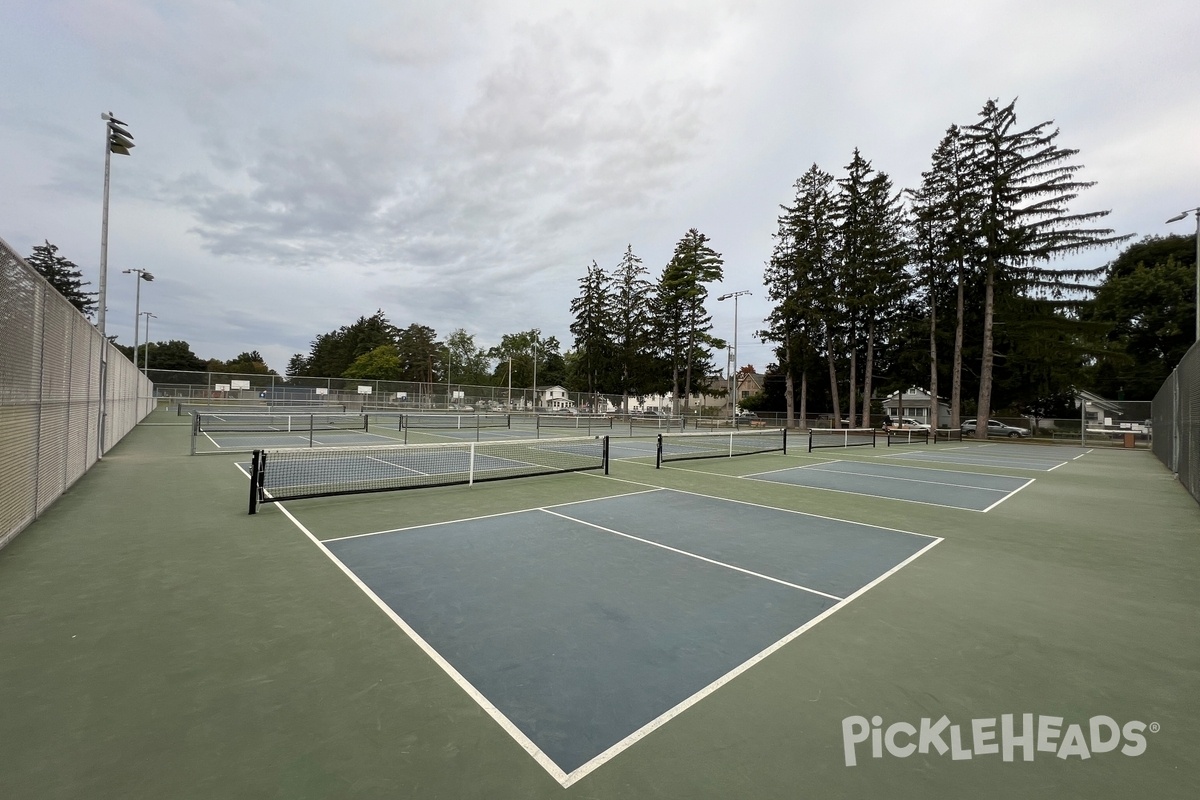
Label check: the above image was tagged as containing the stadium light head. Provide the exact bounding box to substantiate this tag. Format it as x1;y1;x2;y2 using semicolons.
1166;212;1188;224
103;112;135;155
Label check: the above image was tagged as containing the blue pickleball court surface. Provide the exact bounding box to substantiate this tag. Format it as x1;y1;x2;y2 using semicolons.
322;489;939;781
745;459;1034;511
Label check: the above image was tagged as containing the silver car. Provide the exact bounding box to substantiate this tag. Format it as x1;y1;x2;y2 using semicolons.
961;419;1027;438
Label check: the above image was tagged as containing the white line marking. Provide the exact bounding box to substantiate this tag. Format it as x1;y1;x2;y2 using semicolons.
979;478;1037;512
324;489;666;542
540;509;843;602
269;501;572;786
740;475;987;512
556;534;944;786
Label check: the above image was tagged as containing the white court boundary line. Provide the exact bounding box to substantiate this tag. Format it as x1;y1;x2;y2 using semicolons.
238;462;942;786
541;508;843;602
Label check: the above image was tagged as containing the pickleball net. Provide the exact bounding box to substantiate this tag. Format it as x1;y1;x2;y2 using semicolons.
193;412;369;433
808;428;877;451
401;413;512;430
249;435;609;513
884;428;930;446
656;428;787;467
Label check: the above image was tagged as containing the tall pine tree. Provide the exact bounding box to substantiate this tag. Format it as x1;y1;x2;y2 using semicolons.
25;241;96;318
654;229;725;413
961;98;1129;435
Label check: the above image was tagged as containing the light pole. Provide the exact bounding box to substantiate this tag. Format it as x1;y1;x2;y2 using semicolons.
122;269;153;368
445;345;452;408
99;113;135;337
531;335;540;413
1166;207;1200;342
97;112;134;459
140;312;157;371
717;290;751;422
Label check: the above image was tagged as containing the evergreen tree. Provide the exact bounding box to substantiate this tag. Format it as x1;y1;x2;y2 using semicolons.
960;98;1129;435
835;150;909;427
654;229;725;413
908;125;977;428
395;323;440;382
761;165;840;427
606;245;656;412
25;241;96;318
302;310;397;377
569;260;613;399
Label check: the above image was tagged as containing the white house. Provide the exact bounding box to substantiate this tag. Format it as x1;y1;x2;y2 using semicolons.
881;387;952;427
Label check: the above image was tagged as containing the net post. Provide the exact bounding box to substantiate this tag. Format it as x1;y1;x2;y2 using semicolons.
249;450;261;514
468;442;476;485
656;433;663;468
782;426;788;454
603;435;610;475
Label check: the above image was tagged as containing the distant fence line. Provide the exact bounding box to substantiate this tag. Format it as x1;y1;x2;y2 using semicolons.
1152;341;1200;506
1;236;154;551
146;369;737;416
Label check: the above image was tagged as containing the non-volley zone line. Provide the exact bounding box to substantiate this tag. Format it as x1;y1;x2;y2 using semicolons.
745;458;1034;512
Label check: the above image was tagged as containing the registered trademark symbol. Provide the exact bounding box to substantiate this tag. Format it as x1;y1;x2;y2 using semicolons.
1149;722;1160;733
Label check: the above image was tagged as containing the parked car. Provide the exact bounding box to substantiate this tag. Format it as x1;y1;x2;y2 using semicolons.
961;419;1027;438
896;417;932;430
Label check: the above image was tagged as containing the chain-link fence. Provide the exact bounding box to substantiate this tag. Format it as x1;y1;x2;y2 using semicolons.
1152;341;1200;506
1;236;154;551
147;369;744;418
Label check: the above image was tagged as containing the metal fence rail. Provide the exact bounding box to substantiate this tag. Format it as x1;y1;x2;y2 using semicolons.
1151;341;1200;506
1;236;154;551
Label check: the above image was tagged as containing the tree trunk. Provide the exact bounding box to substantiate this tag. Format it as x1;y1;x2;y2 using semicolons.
784;334;795;427
975;265;995;438
929;295;938;429
951;260;964;428
848;348;858;428
863;321;875;428
799;369;808;429
826;322;841;428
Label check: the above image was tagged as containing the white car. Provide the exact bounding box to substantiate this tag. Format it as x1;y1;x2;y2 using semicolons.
896;417;931;430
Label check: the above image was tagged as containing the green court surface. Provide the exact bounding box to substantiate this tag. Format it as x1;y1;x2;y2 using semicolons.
2;406;1198;799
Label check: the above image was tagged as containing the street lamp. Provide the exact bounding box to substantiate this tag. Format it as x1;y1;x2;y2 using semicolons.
140;312;157;371
717;290;751;422
122;269;153;368
1166;207;1200;342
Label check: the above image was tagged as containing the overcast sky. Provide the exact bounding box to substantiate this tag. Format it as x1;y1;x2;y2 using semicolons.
2;0;1198;377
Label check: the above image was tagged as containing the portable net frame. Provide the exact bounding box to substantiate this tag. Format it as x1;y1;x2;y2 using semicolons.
884;428;931;446
807;428;877;452
934;428;963;442
248;435;610;513
656;428;787;467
